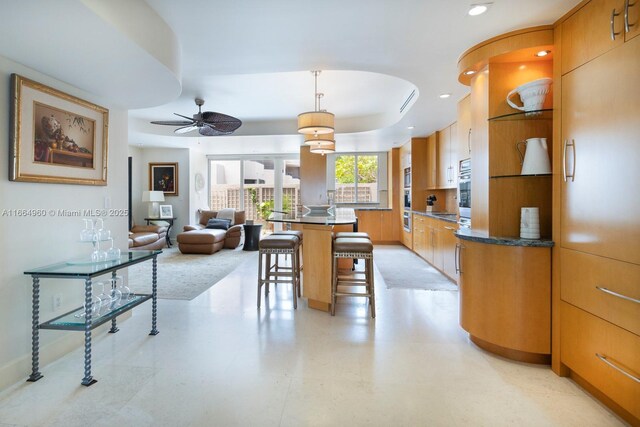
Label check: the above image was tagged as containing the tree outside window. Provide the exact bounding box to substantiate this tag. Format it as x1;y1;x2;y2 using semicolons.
335;155;378;203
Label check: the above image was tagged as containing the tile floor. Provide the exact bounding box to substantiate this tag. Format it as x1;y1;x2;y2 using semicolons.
0;246;626;426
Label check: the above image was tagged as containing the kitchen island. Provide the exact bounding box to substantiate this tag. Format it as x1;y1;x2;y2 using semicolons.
268;209;357;312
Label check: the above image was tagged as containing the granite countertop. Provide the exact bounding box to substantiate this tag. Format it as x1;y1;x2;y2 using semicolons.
455;228;554;247
412;211;458;224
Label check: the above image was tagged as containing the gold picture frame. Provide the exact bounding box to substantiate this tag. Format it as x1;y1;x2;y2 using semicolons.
149;162;179;196
9;74;109;185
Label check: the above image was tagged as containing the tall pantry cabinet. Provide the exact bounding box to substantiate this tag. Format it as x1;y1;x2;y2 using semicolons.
554;1;640;423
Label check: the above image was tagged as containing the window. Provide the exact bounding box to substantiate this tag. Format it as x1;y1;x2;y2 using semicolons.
333;154;380;204
209;157;300;223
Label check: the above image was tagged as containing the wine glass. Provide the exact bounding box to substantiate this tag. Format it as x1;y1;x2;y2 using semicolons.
109;277;122;309
74;284;101;318
106;238;121;261
96;218;111;241
80;218;95;242
115;275;132;303
95;281;112;316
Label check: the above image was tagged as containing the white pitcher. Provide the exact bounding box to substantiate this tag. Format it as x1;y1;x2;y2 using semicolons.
516;138;551;175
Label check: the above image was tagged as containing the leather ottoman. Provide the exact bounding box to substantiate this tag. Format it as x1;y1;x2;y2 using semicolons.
177;229;226;254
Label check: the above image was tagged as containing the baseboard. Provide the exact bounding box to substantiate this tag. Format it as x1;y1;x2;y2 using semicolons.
0;312;131;392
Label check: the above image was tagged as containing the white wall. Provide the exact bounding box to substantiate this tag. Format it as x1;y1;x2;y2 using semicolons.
128;147;190;237
189;149;209;224
0;55;129;390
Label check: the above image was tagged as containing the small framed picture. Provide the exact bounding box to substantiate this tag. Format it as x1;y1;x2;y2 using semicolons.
159;205;173;218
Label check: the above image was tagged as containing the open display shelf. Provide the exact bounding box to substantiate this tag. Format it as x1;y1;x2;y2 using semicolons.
488;109;552;121
39;294;152;331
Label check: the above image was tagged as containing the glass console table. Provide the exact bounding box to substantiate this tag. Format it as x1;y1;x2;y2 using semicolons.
24;250;161;386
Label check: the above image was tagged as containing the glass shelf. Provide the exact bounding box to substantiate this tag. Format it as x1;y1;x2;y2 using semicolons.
490;173;552;179
39;294;152;331
488;109;552;121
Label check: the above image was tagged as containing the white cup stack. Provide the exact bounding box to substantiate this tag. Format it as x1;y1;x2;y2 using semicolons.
520;207;540;239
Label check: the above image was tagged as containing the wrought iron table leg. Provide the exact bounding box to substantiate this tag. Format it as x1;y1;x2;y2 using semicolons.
27;275;43;382
149;255;159;335
82;278;97;386
109;271;119;333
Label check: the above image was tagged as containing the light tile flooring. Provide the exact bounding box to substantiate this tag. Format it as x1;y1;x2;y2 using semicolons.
0;246;626;427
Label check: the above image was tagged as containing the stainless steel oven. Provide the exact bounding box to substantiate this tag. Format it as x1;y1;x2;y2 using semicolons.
403;211;411;232
404;189;411;209
404;167;411;189
458;159;471;224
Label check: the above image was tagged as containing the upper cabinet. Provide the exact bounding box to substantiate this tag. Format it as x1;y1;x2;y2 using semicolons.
561;0;639;74
457;95;472;161
437;124;457;190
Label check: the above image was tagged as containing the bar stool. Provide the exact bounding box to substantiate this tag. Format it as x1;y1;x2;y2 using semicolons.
257;235;300;309
272;230;303;295
334;232;370;240
331;237;376;318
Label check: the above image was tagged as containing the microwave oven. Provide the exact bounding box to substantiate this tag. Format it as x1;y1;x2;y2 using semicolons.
404;167;411;188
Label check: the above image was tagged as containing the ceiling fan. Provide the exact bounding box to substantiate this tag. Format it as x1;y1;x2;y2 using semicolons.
150;98;242;136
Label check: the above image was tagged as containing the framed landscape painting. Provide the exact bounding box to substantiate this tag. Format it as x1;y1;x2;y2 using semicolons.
149;162;178;196
9;74;109;185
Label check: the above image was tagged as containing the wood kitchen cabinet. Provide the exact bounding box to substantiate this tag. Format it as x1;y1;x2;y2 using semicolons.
554;4;640;423
457;95;472;161
458;237;551;362
561;0;638;74
440;223;458;282
560;36;640;265
412;214;427;260
356;210;396;243
437;124;457;190
426;133;438;190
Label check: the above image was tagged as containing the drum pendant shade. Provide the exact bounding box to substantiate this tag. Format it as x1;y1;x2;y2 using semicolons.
304;131;335;146
310;142;336;155
297;112;334;135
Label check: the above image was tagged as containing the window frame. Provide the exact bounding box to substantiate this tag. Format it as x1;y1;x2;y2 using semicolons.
327;152;387;206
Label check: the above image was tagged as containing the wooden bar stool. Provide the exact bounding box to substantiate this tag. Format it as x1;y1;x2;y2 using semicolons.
331;237;376;318
271;230;303;283
257;234;300;309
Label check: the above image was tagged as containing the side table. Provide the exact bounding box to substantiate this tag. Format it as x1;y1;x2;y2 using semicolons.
145;217;176;247
243;223;262;251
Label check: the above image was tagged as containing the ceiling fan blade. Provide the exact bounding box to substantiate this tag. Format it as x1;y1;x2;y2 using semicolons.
199;124;231;136
173;112;195;121
201;112;242;133
150;120;194;126
175;125;199;134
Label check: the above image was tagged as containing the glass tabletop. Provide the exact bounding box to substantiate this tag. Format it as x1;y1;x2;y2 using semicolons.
268;208;357;225
24;250;162;277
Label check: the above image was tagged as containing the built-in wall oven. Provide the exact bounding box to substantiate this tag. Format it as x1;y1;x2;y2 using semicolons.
404;167;411;189
403;211;411;232
404;189;411;210
458;159;471;227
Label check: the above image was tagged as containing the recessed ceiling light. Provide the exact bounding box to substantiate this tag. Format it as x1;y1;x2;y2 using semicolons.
468;3;491;16
439;93;451;99
407;126;415;130
535;50;551;57
464;70;476;75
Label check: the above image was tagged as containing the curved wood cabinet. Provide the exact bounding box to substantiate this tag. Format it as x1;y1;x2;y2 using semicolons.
459;238;551;363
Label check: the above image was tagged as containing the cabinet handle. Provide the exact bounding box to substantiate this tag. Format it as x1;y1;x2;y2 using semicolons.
467;128;472;154
611;8;622;40
596;286;640;304
625;0;636;32
455;243;460;273
596;353;640;383
444;226;456;230
563;139;576;182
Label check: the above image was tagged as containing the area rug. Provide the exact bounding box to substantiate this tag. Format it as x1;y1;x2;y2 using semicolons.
373;245;458;291
127;247;254;300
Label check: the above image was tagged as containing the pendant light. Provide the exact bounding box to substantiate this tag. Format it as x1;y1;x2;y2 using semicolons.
297;71;334;135
310;142;336;155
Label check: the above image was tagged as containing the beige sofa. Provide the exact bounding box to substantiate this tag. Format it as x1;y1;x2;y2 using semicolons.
177;210;245;254
128;224;167;250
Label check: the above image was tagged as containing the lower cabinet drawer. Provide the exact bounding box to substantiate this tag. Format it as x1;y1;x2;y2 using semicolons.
561;302;640;420
561;248;640;335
